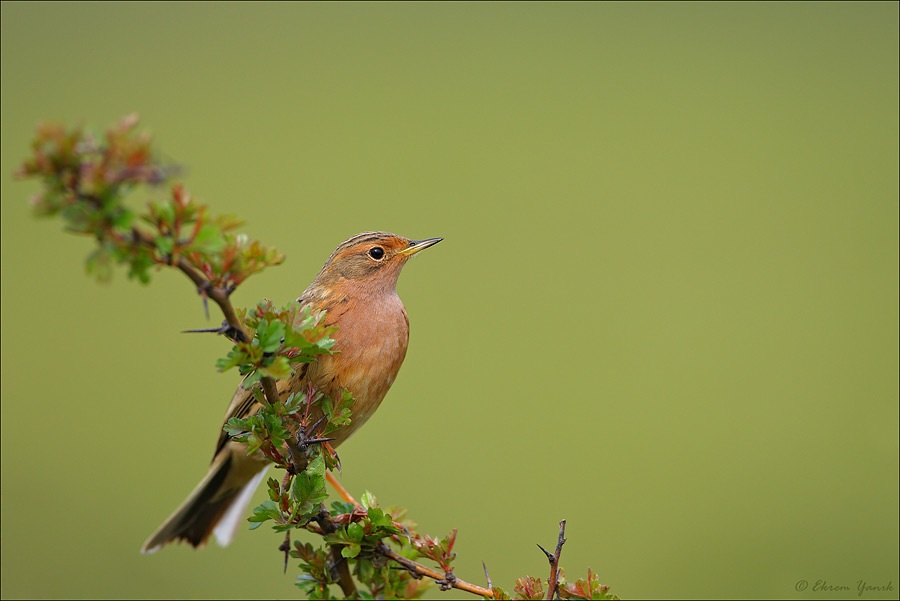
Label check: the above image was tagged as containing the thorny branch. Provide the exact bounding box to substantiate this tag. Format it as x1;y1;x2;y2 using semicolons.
537;520;568;601
305;496;497;598
69;188;249;345
114;222;286;407
375;543;495;598
118;223;250;342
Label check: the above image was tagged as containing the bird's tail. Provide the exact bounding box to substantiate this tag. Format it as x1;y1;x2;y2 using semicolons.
141;449;269;554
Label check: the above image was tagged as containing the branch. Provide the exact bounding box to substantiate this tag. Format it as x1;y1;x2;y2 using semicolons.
313;508;358;597
259;376;282;411
122;225;250;343
537;520;567;600
174;256;248;342
376;543;495;598
330;546;357;598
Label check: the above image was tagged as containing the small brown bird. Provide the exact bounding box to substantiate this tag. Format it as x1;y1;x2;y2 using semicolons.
142;232;441;553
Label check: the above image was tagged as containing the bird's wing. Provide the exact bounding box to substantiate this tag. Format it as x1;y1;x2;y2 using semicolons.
211;292;324;460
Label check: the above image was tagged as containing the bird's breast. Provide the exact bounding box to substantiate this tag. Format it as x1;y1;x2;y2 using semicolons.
308;293;410;444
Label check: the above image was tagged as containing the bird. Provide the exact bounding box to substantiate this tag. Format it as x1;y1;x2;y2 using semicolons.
141;231;441;554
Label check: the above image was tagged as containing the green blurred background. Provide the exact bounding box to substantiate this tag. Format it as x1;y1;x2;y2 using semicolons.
1;2;897;599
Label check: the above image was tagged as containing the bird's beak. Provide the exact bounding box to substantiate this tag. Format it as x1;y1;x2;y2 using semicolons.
398;237;443;257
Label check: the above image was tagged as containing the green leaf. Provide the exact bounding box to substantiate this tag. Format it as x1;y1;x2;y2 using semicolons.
368;507;391;526
290;455;327;512
223;417;249;438
291;471;315;504
110;207;134;230
154;234;174;256
331;501;356;515
282;391;305;414
192;223;225;253
126;249;155;284
341;543;361;559
256;319;286;353
151;200;175;226
360;490;377;511
241;370;263;388
320;395;334;420
491;586;512;600
262;354;292;379
347;522;365;543
307;453;326;477
248;500;280;529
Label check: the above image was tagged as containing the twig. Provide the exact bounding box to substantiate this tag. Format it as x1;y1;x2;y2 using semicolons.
539;520;567;601
326;472;360;507
121;225;250;342
376;543;494;598
330;546;357;598
313;508;358;597
173;255;248;342
260;377;282;408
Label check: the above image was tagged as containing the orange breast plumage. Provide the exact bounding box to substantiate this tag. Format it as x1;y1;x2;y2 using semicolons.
308;291;410;444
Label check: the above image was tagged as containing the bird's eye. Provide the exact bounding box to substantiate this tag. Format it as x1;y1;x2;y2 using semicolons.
368;246;385;260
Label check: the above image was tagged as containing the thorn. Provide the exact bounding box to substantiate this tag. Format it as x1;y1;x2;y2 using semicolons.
304;437;336;445
182;320;245;342
296;416;331;454
306;415;328;436
182;323;229;335
279;531;291;574
195;280;212;319
537;543;554;562
483;561;493;589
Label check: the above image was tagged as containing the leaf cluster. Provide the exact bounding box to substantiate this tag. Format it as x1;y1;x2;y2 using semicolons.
15;115;283;287
216;300;336;387
490;569;617;601
409;528;457;573
294;494;432;600
249;454;330;532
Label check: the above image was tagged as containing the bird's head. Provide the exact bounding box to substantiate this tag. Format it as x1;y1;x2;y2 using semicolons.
311;232;442;295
